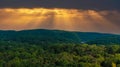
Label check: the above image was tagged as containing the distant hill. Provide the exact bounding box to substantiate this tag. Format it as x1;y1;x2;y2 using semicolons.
87;35;120;45
0;29;119;45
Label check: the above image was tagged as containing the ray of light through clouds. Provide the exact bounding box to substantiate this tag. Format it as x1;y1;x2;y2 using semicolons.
0;8;120;34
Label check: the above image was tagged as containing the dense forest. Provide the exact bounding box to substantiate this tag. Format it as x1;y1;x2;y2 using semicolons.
0;29;120;45
0;41;120;67
0;29;120;67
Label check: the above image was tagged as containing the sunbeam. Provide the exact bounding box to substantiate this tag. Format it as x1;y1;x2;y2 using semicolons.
0;8;119;34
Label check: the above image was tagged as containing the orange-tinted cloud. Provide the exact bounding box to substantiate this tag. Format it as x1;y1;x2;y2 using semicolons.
0;8;119;34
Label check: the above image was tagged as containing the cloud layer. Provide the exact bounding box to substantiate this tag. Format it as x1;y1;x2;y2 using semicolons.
0;8;120;34
0;0;120;10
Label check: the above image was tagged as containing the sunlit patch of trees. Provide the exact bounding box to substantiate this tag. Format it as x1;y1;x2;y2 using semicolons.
0;41;120;67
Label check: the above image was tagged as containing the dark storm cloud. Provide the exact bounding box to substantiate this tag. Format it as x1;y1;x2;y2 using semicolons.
0;0;120;10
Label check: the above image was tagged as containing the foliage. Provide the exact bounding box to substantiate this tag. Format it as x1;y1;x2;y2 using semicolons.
0;29;120;67
0;41;120;67
0;29;120;45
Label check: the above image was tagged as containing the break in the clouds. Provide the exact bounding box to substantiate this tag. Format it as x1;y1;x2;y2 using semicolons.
0;0;120;34
0;8;120;34
0;0;120;10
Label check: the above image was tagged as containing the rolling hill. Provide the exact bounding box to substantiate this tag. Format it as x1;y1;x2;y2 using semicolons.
0;29;119;45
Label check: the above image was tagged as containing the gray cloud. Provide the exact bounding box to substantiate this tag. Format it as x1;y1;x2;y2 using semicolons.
0;0;120;10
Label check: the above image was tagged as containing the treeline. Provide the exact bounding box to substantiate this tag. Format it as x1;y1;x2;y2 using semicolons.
0;41;120;67
0;29;120;45
87;36;120;45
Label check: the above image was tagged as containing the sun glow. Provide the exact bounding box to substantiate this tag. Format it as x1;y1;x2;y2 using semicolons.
0;8;119;33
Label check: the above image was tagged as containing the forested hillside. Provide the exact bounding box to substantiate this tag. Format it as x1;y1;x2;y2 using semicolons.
0;29;120;67
0;29;119;45
87;36;120;45
0;41;120;67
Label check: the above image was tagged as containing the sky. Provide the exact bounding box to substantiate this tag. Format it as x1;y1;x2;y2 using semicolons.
0;0;120;34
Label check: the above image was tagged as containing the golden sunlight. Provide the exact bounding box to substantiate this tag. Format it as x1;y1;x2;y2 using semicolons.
0;8;119;33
